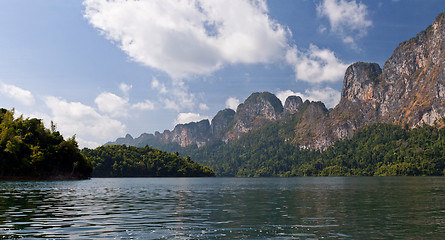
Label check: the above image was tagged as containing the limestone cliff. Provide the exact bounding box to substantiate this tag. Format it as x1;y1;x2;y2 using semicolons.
162;120;212;147
283;95;303;116
223;92;283;141
108;12;445;151
211;109;235;138
297;12;445;150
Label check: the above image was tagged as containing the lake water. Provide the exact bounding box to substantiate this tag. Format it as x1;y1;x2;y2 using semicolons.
1;177;444;239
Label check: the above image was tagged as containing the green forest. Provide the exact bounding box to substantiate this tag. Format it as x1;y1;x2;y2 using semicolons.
3;105;445;179
81;145;215;177
0;108;214;179
176;121;445;177
0;108;92;179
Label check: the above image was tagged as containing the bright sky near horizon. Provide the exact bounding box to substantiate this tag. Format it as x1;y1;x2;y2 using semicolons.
0;0;443;148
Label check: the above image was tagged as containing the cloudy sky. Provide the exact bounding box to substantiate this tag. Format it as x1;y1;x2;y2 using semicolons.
0;0;443;148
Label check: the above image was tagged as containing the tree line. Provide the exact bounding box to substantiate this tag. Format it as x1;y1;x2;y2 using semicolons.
176;121;445;177
3;105;444;178
81;145;215;177
0;108;92;179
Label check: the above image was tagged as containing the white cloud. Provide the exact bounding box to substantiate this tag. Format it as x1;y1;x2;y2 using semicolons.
95;92;129;117
151;77;168;94
152;78;196;111
286;45;349;83
44;96;126;148
317;0;372;45
119;83;132;96
276;87;341;109
83;0;289;79
225;97;240;110
174;112;209;125
0;83;35;106
199;103;209;111
132;100;155;110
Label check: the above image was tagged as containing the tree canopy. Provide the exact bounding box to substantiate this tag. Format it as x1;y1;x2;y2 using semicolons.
175;121;445;177
82;145;215;177
0;108;92;179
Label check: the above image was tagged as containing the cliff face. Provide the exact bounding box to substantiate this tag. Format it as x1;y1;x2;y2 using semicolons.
108;12;445;150
377;12;445;126
306;12;445;149
283;96;303;115
162;120;212;147
211;109;235;138
224;92;284;141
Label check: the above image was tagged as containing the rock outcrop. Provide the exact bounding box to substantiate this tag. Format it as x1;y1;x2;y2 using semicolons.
108;12;445;151
223;92;284;141
211;109;235;138
162;120;212;147
301;12;445;149
283;96;303;115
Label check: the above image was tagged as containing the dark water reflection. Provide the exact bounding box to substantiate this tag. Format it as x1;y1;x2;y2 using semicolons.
1;177;444;239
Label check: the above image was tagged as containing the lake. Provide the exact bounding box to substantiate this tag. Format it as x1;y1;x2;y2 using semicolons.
1;177;444;239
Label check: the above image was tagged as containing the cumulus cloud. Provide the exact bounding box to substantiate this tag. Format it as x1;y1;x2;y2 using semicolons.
119;83;133;96
225;97;240;110
286;45;349;83
132;100;155;110
317;0;372;46
152;78;196;111
95;92;129;117
151;77;167;94
0;83;35;106
199;103;209;111
276;87;341;109
174;112;209;125
83;0;289;79
44;96;126;148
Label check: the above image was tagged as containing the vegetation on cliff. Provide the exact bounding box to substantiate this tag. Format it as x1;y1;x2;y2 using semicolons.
82;145;215;177
177;120;445;177
0;108;92;179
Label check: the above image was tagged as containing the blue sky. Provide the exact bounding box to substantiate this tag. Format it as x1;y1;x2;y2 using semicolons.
0;0;443;148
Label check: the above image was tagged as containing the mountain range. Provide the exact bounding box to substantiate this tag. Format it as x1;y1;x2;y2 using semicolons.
107;12;445;152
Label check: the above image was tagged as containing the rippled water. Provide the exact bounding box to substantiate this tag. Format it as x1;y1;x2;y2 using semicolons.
1;177;444;239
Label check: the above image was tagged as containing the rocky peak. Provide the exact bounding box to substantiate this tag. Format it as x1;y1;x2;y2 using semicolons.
326;11;445;148
105;134;134;146
225;92;284;140
341;62;382;103
304;101;328;119
163;119;212;147
374;12;445;126
382;12;444;85
107;12;445;150
211;109;235;138
235;92;283;123
283;95;303;115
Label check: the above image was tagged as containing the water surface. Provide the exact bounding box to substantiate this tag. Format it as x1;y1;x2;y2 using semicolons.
1;177;444;239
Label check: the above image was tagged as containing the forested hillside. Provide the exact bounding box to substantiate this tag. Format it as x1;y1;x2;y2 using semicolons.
0;108;92;179
82;145;215;177
178;121;445;177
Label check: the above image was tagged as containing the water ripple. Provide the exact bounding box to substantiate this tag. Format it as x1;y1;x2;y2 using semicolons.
0;177;445;239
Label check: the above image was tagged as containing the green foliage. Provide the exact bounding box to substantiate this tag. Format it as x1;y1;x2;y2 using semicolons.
178;119;320;177
173;121;445;177
0;108;92;179
82;145;215;177
320;123;445;176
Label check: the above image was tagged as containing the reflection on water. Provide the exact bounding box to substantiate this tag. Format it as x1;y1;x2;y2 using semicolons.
1;177;444;239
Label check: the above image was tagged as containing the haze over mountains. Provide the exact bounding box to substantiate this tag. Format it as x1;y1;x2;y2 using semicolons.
108;12;445;151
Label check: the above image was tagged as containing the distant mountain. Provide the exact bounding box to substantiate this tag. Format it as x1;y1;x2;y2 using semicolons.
108;12;445;151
